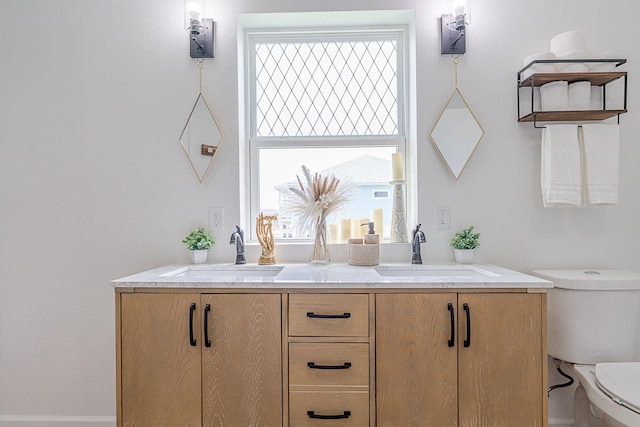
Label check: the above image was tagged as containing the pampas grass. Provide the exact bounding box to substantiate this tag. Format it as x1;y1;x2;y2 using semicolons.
286;165;356;236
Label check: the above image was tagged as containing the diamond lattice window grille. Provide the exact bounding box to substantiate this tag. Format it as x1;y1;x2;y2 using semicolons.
254;39;399;137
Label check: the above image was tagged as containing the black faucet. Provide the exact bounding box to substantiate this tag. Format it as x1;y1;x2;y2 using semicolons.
229;225;246;265
411;224;427;264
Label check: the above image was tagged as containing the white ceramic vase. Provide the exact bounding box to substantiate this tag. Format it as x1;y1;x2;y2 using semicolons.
189;249;208;264
454;249;474;264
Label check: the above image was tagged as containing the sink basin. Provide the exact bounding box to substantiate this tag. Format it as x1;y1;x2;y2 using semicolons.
160;265;284;279
374;265;499;278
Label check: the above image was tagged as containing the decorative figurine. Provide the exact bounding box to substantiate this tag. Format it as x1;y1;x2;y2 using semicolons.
256;212;277;265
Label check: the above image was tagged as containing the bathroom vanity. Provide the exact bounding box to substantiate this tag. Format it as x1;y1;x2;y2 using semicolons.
112;263;552;427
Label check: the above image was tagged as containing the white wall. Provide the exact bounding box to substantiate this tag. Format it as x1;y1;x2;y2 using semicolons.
1;0;638;424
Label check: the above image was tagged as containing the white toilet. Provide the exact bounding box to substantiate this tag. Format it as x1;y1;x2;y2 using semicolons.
534;269;640;427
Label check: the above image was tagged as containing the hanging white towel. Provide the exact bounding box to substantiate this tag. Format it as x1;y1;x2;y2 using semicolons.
581;124;620;205
541;124;582;207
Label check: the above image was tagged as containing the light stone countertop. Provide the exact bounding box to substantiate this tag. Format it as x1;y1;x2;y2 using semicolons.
111;263;552;289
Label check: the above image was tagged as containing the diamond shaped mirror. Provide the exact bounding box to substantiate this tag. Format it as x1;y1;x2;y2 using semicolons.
430;88;484;180
179;93;223;183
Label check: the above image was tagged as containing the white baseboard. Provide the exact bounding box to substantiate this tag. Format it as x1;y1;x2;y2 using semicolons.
548;417;573;427
0;416;116;427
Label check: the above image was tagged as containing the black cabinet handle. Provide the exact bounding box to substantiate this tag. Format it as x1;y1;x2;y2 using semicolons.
463;303;471;348
189;303;197;346
204;304;212;348
448;303;455;347
306;312;351;319
307;411;351;420
307;362;352;370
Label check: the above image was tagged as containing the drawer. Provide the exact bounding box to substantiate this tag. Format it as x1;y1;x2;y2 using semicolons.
289;294;369;337
290;391;369;427
290;343;369;387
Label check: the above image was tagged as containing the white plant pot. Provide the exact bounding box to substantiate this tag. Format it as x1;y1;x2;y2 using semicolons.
454;249;474;264
189;249;208;264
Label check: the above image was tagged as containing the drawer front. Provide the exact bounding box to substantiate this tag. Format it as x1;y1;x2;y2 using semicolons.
290;391;369;427
290;343;369;387
289;294;369;337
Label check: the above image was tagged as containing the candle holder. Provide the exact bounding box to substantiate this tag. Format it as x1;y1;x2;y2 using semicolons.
389;179;408;243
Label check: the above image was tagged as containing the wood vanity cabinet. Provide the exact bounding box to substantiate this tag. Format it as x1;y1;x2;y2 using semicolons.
288;293;371;427
376;293;458;425
376;292;546;427
116;292;282;427
115;288;546;427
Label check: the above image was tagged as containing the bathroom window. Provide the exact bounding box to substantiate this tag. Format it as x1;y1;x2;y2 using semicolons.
240;11;414;241
253;37;400;137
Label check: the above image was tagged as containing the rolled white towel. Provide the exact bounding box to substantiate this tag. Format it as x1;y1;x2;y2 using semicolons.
550;30;586;57
556;62;589;73
568;81;591;110
541;125;582;207
588;63;616;72
522;52;556;79
540;81;568;111
556;50;590;72
518;87;542;113
588;50;618;72
581;124;620;205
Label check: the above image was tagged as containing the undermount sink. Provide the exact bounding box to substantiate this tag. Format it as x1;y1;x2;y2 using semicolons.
374;265;499;278
160;265;284;278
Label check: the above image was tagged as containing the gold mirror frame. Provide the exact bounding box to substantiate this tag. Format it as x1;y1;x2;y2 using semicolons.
430;87;484;180
179;92;224;183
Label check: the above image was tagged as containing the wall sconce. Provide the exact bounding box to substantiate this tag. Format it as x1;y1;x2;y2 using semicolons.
440;0;469;55
185;0;213;58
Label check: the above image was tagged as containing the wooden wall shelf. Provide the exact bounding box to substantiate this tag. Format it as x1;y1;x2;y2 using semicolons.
519;71;626;88
519;110;627;123
517;59;628;127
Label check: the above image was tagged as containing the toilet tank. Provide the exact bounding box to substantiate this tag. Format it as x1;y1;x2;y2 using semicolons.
533;269;640;364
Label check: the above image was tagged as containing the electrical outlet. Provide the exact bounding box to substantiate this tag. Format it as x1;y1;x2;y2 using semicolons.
437;206;450;230
209;207;224;232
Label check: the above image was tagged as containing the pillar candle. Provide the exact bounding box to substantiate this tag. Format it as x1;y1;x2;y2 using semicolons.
360;218;370;238
340;219;351;243
328;223;339;244
372;209;383;237
392;152;405;181
351;219;361;239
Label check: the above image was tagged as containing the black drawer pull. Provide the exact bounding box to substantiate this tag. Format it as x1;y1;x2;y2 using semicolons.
463;303;471;348
306;312;351;319
204;304;212;348
307;410;351;420
447;302;455;347
189;303;197;346
307;362;352;370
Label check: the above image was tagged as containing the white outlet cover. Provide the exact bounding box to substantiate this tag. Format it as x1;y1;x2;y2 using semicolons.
209;207;224;232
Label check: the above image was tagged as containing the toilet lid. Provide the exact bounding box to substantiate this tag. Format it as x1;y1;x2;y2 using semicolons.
595;363;640;414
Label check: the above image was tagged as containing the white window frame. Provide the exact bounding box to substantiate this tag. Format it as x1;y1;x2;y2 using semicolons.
238;11;417;242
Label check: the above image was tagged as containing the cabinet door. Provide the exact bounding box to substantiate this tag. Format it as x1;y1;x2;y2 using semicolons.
376;293;458;427
120;293;202;426
458;293;544;426
202;294;282;427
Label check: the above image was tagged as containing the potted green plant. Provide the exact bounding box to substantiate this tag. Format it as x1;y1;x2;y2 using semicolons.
182;227;215;264
450;225;480;264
